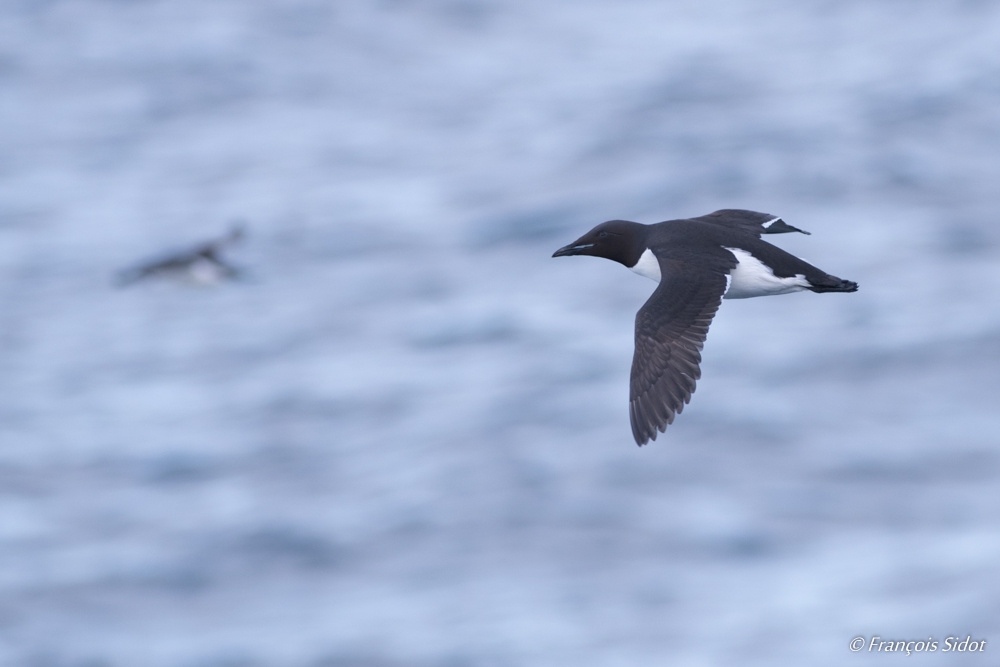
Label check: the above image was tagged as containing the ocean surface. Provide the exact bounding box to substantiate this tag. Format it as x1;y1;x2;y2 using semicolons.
2;1;1000;665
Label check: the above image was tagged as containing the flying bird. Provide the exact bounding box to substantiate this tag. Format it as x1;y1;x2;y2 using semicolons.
117;224;246;287
553;209;858;445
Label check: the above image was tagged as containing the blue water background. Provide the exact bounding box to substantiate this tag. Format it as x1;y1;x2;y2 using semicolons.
1;1;1000;665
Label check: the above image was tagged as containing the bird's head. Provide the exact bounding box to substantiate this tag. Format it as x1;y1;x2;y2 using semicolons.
552;220;647;267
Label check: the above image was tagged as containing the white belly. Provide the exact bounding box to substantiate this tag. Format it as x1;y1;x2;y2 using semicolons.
722;247;809;299
629;248;661;282
629;246;810;299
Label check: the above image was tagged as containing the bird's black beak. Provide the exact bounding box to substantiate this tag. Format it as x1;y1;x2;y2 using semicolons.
552;242;594;258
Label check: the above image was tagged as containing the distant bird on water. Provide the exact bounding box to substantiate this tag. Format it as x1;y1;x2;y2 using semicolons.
553;209;858;445
117;224;246;287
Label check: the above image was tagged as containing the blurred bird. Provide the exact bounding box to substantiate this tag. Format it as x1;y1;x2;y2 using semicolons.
116;224;246;287
553;209;858;445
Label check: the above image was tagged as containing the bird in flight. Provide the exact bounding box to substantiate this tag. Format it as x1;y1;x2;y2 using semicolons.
553;209;858;445
116;224;246;287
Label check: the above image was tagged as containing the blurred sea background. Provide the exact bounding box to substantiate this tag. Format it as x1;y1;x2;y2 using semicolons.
2;1;1000;665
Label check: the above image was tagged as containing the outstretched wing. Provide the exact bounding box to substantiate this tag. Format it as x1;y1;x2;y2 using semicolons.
691;209;810;236
629;251;735;445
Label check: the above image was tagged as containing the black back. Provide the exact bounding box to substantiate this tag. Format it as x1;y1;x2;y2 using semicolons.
691;209;810;236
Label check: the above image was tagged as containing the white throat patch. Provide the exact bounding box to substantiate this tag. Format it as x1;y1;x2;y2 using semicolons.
629;248;661;282
723;247;809;299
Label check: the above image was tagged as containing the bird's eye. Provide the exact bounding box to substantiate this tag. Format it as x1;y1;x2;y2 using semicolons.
598;231;609;238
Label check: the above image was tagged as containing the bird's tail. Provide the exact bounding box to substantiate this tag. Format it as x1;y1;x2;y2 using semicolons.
807;276;858;293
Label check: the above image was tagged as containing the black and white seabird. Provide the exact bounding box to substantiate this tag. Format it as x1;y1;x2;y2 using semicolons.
553;209;858;446
117;225;246;287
